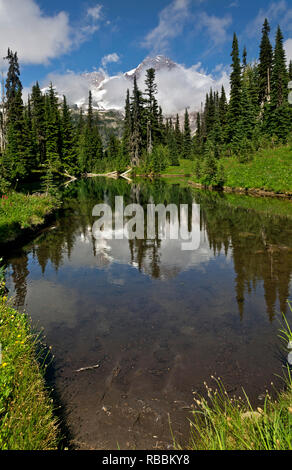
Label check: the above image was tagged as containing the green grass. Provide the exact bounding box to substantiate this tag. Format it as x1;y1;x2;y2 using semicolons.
158;147;292;194
174;302;292;451
221;147;292;193
0;290;59;449
161;159;195;176
0;191;59;243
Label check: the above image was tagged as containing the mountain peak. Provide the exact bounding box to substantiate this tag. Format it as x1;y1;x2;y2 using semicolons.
125;55;178;79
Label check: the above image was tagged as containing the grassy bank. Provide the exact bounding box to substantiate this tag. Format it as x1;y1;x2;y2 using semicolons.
0;191;60;244
175;303;292;451
0;284;59;450
221;147;292;194
159;147;292;194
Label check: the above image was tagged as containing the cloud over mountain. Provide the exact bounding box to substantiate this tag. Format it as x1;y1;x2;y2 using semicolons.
42;55;230;116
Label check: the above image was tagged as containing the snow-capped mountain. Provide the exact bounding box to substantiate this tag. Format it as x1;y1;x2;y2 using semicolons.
41;55;229;120
82;55;180;112
124;55;178;80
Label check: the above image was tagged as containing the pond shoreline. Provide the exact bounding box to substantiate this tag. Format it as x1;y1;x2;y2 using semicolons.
0;295;59;449
135;174;292;199
188;180;292;199
3;176;292;450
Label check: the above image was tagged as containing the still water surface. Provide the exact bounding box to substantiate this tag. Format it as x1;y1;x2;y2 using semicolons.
4;178;292;449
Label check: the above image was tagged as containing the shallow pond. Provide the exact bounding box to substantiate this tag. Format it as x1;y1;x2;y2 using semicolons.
4;178;292;449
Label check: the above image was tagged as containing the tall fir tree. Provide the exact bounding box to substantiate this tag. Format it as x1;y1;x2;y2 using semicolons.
45;83;62;172
182;109;192;159
61;96;76;174
264;26;290;141
174;114;183;158
258;19;273;104
289;60;292;81
144;68;159;153
226;33;243;152
130;77;143;166
80;91;103;172
31;82;46;166
122;89;132;160
3;49;27;179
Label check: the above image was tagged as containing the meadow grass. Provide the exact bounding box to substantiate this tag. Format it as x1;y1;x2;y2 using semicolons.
161;159;195;176
174;302;292;451
161;146;292;194
0;283;59;450
222;147;292;193
0;191;59;243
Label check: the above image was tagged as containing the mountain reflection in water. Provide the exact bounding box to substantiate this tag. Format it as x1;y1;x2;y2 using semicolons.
4;178;292;449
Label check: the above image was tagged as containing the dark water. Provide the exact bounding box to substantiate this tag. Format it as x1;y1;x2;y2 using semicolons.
4;178;292;449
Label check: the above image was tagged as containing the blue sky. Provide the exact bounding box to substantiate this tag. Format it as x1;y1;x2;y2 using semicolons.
0;0;292;90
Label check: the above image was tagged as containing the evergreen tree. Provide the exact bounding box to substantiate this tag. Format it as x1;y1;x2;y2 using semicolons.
4;49;22;124
264;26;290;141
289;60;292;81
130;77;143;166
270;26;288;108
227;33;243;152
219;86;228;141
182;109;192;159
31;82;46;165
174;114;183;157
3;50;27;179
80;91;103;172
23;97;37;173
61;96;76;173
258;19;273;104
145;68;159;152
194;112;202;156
45;83;61;172
122;89;132;160
242;46;247;68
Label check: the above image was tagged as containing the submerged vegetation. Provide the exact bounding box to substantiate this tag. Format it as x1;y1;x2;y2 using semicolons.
0;266;59;450
176;303;292;450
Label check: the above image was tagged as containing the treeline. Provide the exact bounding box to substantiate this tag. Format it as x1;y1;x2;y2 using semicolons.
0;50;123;190
193;20;292;185
0;17;292;189
120;68;194;174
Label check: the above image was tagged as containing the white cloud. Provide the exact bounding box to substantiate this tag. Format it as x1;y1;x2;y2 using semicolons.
101;53;120;68
40;58;230;116
41;71;93;106
87;4;103;20
0;0;71;65
284;38;292;63
152;63;230;115
0;0;104;66
142;0;191;53
198;12;232;46
75;3;103;40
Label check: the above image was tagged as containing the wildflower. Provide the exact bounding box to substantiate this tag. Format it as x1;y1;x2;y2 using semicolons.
1;363;8;368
